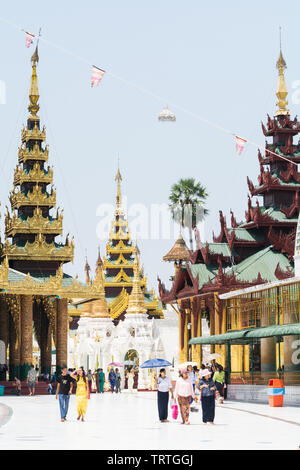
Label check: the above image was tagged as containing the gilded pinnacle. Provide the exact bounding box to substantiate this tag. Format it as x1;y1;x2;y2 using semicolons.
275;49;289;116
28;46;40;118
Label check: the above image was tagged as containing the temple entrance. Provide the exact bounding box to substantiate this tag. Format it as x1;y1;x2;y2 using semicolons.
124;349;139;389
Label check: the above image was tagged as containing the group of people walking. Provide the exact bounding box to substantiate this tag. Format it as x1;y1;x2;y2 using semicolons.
156;362;226;426
56;365;89;422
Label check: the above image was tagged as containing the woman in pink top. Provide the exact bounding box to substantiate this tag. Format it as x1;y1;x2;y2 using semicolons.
174;368;195;425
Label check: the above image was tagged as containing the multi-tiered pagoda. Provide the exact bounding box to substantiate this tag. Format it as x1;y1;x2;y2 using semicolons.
158;48;300;364
0;48;106;384
72;167;163;324
3;46;74;273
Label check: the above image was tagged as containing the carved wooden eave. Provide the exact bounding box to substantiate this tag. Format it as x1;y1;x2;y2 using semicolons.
267;226;296;259
10;184;56;210
262;114;300;136
2;233;74;262
13;163;53;186
274;262;294;280
5;207;63;237
0;261;108;299
280;163;300;183
212;210;227;243
18;143;49;164
280;191;300;219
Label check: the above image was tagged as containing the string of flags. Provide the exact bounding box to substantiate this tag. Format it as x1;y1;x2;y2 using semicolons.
235;136;247;156
24;30;35;48
8;25;295;165
91;65;106;87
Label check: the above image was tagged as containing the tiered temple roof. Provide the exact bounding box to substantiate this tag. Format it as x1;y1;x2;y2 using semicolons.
159;48;299;306
75;167;163;325
2;46;74;274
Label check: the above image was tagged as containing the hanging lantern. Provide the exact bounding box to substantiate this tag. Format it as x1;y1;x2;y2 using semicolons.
158;105;176;122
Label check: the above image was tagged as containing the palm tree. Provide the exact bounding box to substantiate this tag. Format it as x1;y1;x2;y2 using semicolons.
169;178;208;251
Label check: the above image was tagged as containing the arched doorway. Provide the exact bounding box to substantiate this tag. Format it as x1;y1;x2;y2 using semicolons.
124;349;139;389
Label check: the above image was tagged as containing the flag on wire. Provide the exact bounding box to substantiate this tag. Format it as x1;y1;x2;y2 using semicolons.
24;31;35;48
91;65;105;87
235;135;247;155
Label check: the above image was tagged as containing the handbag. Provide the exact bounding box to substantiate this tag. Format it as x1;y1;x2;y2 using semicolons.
171;399;178;420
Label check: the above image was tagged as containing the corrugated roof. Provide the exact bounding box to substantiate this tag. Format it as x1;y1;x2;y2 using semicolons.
226;246;293;283
189;263;217;289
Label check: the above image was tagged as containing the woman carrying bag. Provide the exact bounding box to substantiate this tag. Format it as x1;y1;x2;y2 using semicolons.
156;368;174;423
174;368;195;425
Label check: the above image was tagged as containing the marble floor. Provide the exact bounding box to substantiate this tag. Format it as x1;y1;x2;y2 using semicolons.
0;392;299;450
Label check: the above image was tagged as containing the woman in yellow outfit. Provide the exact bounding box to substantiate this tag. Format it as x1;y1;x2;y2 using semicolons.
71;368;89;421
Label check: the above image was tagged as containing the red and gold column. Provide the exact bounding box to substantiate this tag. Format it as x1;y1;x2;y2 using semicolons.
20;295;33;380
56;298;68;375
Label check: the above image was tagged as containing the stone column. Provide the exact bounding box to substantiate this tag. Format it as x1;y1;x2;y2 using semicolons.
0;297;9;380
56;298;68;375
20;295;33;380
9;313;20;381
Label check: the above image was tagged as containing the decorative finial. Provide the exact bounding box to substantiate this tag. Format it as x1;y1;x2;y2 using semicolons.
126;247;147;315
84;252;91;285
96;246;103;271
115;160;123;212
275;28;289;116
28;44;40;118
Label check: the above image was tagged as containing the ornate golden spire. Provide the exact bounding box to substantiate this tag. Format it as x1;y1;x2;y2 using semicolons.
28;45;40;118
126;247;147;314
96;246;102;272
84;256;91;285
115;162;123;214
275;48;289;116
90;255;108;316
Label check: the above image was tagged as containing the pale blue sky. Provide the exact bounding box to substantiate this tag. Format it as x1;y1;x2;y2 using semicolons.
0;1;299;290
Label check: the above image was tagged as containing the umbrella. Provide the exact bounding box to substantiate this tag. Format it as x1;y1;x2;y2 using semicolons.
178;361;198;369
108;362;123;367
140;358;172;369
123;360;136;366
206;353;221;361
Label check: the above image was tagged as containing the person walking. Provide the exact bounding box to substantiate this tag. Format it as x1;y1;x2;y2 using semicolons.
127;369;134;393
56;364;74;422
87;369;93;394
198;368;216;425
71;368;89;422
99;368;105;393
156;368;174;423
108;368;116;393
27;365;37;396
174;368;195;425
115;368;121;393
213;364;225;404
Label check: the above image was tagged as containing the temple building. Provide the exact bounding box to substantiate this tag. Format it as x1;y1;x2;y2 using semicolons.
0;48;105;383
158;47;300;381
68;170;179;387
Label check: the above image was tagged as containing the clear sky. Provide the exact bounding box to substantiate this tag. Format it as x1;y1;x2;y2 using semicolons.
0;1;299;290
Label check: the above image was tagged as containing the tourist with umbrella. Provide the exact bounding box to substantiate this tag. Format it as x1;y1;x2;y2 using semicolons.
157;368;174;422
140;358;173;423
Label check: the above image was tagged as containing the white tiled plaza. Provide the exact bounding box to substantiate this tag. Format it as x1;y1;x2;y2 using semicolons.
0;392;299;450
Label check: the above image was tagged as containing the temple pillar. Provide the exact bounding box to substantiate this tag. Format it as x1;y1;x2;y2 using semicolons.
0;297;9;380
9;313;20;380
20;295;33;380
56;298;68;375
260;309;276;373
178;307;188;364
283;308;300;376
40;307;52;376
191;299;202;366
